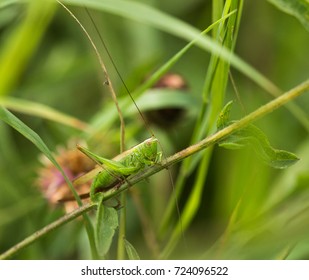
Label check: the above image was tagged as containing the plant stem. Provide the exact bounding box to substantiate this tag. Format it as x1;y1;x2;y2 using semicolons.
0;203;96;260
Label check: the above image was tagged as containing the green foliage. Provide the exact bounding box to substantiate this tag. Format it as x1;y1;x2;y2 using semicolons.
217;101;300;169
95;202;118;258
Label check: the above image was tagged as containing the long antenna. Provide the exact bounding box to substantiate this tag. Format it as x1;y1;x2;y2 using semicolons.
84;8;154;137
56;0;126;152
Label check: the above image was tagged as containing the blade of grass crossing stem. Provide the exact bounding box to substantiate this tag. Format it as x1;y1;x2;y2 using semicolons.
159;0;243;253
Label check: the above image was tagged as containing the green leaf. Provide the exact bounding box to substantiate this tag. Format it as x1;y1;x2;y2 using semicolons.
126;89;198;115
95;202;118;258
217;102;300;169
0;97;88;131
124;239;140;260
268;0;309;32
221;124;299;169
269;149;300;169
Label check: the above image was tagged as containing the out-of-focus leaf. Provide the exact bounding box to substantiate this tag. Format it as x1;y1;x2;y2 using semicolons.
0;97;88;130
0;0;56;96
126;89;198;114
0;0;20;9
268;0;309;31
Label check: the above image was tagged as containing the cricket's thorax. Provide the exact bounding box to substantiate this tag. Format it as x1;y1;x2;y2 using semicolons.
117;137;158;171
131;137;159;165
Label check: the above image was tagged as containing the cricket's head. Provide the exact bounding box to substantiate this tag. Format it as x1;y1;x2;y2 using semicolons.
141;137;158;163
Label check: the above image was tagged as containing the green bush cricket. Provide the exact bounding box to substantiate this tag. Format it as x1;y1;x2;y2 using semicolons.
77;137;162;203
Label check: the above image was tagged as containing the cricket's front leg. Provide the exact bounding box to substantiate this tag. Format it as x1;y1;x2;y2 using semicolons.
156;152;162;163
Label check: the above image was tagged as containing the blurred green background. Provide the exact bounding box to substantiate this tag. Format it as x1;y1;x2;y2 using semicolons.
0;0;308;259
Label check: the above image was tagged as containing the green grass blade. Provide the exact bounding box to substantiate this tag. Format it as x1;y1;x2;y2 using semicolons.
0;0;56;96
0;97;88;131
0;106;81;204
160;0;243;246
0;0;21;9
